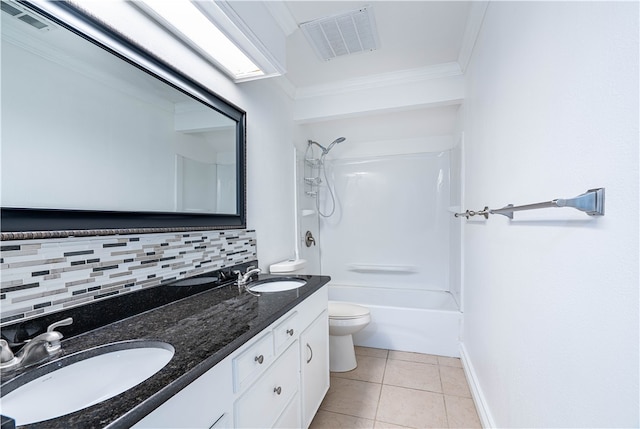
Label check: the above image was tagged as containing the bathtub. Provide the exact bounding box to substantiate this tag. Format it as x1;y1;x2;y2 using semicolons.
328;284;462;357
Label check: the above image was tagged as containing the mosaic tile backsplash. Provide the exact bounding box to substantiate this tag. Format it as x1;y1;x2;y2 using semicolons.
0;229;257;325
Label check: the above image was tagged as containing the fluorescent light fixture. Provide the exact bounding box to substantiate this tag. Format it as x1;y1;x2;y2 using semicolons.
137;0;263;80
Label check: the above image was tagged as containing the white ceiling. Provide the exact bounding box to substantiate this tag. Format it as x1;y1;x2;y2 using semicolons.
274;1;472;90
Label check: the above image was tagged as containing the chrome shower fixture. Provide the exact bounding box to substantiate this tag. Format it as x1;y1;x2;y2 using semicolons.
304;136;346;218
307;137;346;156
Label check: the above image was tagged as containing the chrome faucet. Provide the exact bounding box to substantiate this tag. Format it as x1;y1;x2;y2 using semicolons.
0;317;73;372
233;266;261;288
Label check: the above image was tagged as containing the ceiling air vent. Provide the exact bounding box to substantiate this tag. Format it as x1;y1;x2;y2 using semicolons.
1;0;53;31
300;5;379;61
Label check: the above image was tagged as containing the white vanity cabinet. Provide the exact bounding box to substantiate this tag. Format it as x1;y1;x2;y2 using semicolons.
133;285;328;429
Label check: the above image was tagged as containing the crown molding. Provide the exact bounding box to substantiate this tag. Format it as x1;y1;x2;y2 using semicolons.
457;1;489;73
263;1;298;37
269;74;298;100
294;62;463;100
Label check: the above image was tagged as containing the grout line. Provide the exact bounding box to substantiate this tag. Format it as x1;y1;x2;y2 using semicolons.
442;390;451;428
316;409;376;424
370;349;388;424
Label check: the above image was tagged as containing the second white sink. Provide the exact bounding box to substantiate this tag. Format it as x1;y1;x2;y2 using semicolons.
248;278;306;293
0;340;174;426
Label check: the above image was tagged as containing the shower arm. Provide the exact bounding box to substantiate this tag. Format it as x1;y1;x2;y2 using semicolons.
307;140;328;155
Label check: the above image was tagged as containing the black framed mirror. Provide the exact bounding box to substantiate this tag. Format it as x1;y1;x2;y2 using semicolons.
1;0;246;238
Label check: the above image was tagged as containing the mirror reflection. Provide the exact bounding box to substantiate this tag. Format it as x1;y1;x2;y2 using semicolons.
1;2;238;216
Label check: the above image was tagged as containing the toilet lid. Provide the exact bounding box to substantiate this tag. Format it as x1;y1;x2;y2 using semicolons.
329;301;370;319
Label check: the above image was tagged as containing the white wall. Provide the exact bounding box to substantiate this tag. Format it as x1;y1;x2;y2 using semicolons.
239;79;297;269
462;2;639;428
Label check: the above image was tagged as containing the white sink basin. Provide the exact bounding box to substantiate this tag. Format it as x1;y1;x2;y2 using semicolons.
0;340;174;426
248;278;307;293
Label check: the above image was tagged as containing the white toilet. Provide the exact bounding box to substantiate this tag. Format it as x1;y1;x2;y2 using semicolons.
328;301;371;372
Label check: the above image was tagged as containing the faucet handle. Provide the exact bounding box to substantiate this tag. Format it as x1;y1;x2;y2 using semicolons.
45;317;72;352
47;317;73;332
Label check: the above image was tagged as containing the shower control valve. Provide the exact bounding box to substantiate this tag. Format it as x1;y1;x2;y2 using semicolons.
305;231;316;247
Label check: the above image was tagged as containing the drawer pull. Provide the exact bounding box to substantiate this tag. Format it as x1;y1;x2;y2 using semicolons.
273;386;282;395
306;343;313;364
286;328;294;336
255;354;264;364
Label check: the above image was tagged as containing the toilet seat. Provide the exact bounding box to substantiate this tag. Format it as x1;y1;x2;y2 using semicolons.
329;301;370;320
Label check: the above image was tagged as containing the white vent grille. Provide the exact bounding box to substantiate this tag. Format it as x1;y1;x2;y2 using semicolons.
300;6;379;61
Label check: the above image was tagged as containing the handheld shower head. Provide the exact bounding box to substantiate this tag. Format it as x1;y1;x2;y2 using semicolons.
308;137;346;156
324;137;346;156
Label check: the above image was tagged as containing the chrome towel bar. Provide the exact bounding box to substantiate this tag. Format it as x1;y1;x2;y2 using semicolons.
454;188;605;219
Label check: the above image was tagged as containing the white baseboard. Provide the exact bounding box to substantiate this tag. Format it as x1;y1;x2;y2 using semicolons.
459;342;496;428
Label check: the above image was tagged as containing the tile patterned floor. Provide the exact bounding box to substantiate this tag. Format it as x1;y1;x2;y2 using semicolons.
310;347;482;429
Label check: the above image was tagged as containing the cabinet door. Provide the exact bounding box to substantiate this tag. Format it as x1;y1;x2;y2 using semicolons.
133;357;233;429
300;310;329;428
273;393;301;429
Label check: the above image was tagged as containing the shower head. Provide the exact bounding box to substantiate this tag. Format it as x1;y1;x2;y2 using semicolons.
308;137;346;155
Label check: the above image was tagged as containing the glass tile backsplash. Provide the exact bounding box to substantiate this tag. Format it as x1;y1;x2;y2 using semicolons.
0;229;257;325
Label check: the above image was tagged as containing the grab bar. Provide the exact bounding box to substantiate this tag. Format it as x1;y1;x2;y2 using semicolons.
454;188;605;219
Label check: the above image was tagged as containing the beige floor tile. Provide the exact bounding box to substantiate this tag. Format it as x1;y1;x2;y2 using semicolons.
388;350;438;365
439;366;471;397
333;355;387;383
383;359;442;393
320;376;382;420
376;385;447;429
310;410;375;429
438;356;463;368
445;395;482;428
373;420;414;428
356;346;389;359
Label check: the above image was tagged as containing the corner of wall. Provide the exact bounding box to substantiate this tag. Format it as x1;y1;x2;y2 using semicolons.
459;342;496;429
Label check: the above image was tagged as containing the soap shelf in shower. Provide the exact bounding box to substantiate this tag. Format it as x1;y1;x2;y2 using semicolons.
304;177;322;185
301;210;316;217
305;158;321;167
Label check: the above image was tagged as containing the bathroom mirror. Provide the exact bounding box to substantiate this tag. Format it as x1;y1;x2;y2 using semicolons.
0;1;246;236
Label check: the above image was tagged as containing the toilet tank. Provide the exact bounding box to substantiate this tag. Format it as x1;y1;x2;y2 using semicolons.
269;259;307;274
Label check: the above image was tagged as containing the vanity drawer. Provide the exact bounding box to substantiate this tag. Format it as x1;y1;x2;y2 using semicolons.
233;332;274;392
273;311;298;354
234;342;300;428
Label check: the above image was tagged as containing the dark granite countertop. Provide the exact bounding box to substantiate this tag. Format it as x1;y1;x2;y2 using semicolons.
0;273;330;428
